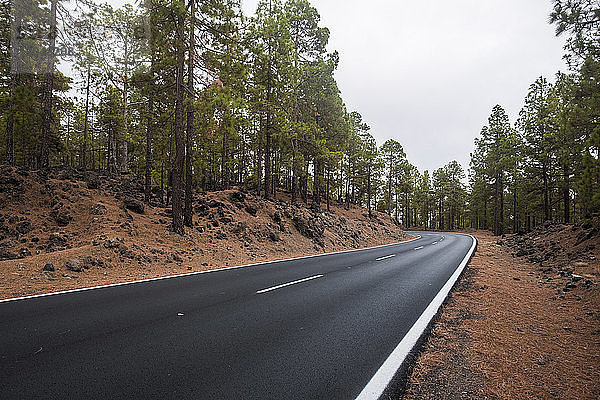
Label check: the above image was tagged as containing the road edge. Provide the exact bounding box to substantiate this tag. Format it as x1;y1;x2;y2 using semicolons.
355;233;478;400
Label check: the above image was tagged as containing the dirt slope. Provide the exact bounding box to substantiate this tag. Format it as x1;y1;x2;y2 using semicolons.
0;166;410;300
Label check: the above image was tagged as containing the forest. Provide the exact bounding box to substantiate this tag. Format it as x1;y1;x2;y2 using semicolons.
0;0;598;235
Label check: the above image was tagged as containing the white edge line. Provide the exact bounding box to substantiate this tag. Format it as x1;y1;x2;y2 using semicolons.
375;254;395;261
256;274;323;294
0;235;422;304
355;233;477;400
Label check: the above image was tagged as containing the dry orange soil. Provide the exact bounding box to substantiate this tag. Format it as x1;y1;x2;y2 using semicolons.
402;230;600;400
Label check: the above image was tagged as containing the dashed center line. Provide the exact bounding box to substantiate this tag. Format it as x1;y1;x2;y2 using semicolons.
256;274;323;294
414;246;424;250
375;254;396;261
431;241;437;245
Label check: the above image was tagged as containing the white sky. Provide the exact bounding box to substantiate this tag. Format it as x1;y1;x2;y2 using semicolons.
107;0;568;175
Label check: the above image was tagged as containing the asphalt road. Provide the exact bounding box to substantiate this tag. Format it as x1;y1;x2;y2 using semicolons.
0;232;474;399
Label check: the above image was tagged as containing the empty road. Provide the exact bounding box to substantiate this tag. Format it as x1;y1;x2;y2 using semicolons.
0;232;475;399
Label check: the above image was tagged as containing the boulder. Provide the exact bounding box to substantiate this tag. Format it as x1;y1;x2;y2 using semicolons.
49;232;67;247
86;173;100;189
0;240;18;260
229;191;246;203
65;258;84;272
15;220;33;235
245;204;258;216
124;197;144;214
51;209;72;227
292;211;325;240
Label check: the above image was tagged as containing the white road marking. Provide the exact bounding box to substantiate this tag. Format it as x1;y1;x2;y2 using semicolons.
355;234;477;400
414;246;424;250
431;241;437;245
375;254;395;261
256;274;323;294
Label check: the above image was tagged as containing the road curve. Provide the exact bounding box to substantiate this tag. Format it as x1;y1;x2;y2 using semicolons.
0;232;475;399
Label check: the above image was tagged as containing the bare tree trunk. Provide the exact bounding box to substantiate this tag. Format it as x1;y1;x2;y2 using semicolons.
221;113;229;189
563;164;570;223
83;66;91;174
171;6;186;235
483;196;488;230
494;172;499;235
5;72;15;165
326;167;330;212
513;184;518;233
184;0;195;227
291;137;298;204
499;172;504;235
121;40;130;174
312;158;322;210
387;159;392;215
543;162;549;221
264;99;272;198
264;3;272;199
40;0;57;169
256;118;262;196
109;129;118;174
367;165;372;218
145;79;154;204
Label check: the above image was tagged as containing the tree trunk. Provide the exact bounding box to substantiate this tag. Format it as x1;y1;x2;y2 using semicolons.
312;158;321;210
171;7;186;235
184;0;195;227
499;172;504;235
40;0;58;169
326;166;331;212
256;117;262;195
121;39;130;174
264;31;272;199
82;66;91;174
367;165;372;218
221;113;229;189
145;72;154;204
543;162;549;221
563;164;570;223
483;197;488;230
512;184;517;233
5;71;15;165
388;159;393;216
109;129;118;174
291;137;298;204
494;171;500;235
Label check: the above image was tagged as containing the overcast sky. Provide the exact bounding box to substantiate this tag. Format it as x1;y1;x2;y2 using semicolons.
108;0;567;175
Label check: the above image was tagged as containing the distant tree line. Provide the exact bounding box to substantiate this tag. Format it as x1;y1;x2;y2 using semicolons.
0;0;597;235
